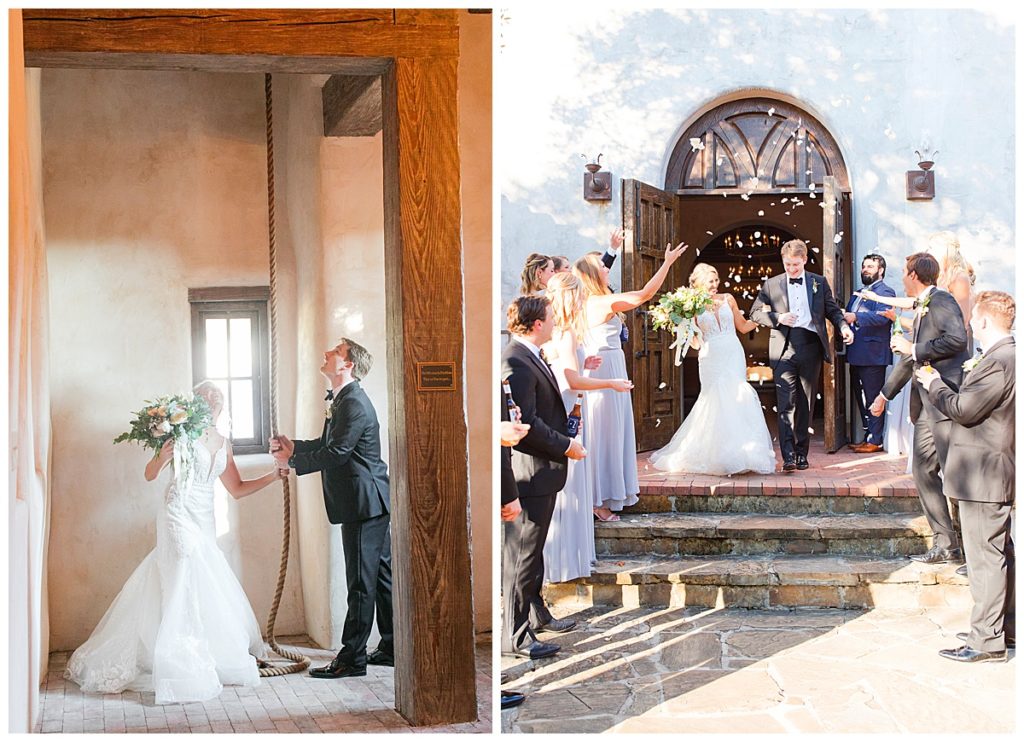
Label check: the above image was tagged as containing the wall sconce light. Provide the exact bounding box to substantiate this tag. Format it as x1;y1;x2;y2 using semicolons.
582;153;612;202
906;146;937;201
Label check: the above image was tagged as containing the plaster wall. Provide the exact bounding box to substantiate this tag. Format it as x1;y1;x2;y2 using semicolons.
43;69;306;650
499;8;1014;307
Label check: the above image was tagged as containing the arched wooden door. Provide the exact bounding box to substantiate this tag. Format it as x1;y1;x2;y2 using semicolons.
624;95;853;453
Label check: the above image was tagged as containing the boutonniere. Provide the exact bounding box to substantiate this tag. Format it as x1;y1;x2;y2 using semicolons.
962;353;983;374
916;292;932;317
812;279;819;295
325;403;333;420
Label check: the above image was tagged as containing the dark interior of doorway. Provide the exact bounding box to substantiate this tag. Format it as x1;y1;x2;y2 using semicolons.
681;224;827;440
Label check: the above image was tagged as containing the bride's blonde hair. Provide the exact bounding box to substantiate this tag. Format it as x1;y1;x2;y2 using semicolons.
546;271;589;343
689;263;719;290
573;252;611;297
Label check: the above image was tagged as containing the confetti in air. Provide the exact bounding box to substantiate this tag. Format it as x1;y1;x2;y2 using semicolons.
689;137;705;151
706;230;714;235
834;233;843;244
741;194;750;201
659;382;667;389
655;419;662;427
808;428;815;434
758;210;765;216
768;107;776;117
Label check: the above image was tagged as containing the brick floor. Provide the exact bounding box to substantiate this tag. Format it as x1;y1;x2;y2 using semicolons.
37;635;492;734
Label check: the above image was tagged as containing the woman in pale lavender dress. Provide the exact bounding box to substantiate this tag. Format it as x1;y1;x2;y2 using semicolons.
574;240;687;521
541;272;633;581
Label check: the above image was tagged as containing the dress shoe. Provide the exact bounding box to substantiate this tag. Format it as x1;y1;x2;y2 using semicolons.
534;617;577;634
501;690;526;710
955;564;968;577
502;641;560;660
367;649;394;667
309;658;367;679
938;645;1007;663
851;442;883;453
782;457;797;472
957;632;1015;648
909;546;964;565
795;454;809;470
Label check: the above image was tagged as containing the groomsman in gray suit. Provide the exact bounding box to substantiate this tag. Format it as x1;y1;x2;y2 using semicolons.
916;290;1015;662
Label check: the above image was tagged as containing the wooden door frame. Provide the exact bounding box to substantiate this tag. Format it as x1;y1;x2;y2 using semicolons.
23;9;476;726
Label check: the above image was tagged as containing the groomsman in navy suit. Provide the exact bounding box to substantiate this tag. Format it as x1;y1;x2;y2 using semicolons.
844;254;896;453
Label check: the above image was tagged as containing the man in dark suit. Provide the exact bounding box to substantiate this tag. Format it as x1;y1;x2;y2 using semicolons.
844;253;896;452
871;253;970;564
751;239;854;472
915;291;1015;662
500;295;587;659
270;338;393;678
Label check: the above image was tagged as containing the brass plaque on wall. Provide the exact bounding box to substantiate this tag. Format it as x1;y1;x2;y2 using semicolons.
416;362;457;391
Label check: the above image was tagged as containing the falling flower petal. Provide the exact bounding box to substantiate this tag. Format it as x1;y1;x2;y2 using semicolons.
781;198;789;203
758;210;765;216
754;231;761;238
655;418;662;427
809;192;817;199
706;230;714;235
767;107;776;116
808;427;815;434
834;234;843;244
689;137;705;151
659;382;667;389
741;194;750;201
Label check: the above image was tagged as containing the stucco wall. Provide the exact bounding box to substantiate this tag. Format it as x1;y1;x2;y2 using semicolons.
43;69;306;649
499;8;1014;306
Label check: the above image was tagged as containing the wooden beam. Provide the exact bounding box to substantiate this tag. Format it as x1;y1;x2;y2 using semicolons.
323;75;382;137
383;56;477;726
23;9;459;69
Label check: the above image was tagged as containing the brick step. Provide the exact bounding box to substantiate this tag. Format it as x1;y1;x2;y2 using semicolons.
596;512;932;558
544;554;969;611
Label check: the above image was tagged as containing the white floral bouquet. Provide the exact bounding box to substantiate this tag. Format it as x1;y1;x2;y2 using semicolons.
114;394;212;488
649;286;715;365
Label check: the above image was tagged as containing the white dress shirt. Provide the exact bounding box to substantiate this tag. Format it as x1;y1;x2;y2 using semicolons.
785;272;814;331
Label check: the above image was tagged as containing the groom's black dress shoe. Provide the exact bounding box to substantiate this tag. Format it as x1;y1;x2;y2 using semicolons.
502;641;560;660
309;657;367;679
909;546;964;565
782;457;797;472
795;454;809;470
501;690;526;710
957;632;1015;648
533;617;577;634
955;564;969;577
367;649;394;667
938;645;1007;663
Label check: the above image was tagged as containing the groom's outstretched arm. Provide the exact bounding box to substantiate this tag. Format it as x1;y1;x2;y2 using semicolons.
750;281;777;328
289;401;367;475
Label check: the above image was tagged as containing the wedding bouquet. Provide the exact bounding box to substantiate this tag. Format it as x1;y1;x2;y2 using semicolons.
649;286;715;365
114;394;212;488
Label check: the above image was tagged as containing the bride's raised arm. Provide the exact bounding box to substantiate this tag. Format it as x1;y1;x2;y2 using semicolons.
724;293;758;334
588;241;688;322
855;289;916;310
144;438;175;481
219;442;286;499
547;328;633;392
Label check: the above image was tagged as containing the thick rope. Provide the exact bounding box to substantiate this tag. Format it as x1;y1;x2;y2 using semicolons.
260;72;311;677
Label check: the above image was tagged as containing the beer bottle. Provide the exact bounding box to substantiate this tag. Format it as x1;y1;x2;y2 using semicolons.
502;380;520;423
891;316;904;337
566;393;583;438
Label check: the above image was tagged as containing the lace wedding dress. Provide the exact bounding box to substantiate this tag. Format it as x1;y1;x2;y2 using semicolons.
65;439;266;704
650;300;777;475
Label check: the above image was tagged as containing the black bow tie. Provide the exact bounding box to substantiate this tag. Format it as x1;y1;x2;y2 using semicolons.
325;389;334;401
789;277;803;285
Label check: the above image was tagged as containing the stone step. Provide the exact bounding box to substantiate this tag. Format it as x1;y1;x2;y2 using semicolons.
595;512;932;558
631;489;923;515
544;554;970;612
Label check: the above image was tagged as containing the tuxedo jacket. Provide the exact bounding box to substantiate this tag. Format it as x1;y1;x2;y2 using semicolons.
750;271;848;363
880;288;969;423
924;337;1015;504
291;381;390;524
500;339;571;498
844;279;896;367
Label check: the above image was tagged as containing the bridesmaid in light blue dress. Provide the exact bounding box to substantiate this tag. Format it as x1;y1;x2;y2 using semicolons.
541;272;632;582
574;240;688;520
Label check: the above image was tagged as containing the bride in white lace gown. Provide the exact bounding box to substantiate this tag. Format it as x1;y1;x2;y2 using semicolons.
651;264;777;475
65;381;284;705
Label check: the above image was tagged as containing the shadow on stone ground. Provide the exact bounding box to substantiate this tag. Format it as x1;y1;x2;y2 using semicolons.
501;605;1015;733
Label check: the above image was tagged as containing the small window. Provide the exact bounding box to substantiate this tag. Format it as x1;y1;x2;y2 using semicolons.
188;287;272;455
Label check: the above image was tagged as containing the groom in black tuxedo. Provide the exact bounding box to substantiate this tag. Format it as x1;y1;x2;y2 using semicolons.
271;338;393;678
872;253;969;564
500;295;587;659
751;239;854;471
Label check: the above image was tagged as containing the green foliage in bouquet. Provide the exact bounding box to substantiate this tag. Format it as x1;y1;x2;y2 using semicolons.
649;286;715;333
114;394;212;453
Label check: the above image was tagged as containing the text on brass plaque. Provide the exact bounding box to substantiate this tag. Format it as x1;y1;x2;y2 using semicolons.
416;362;457;391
